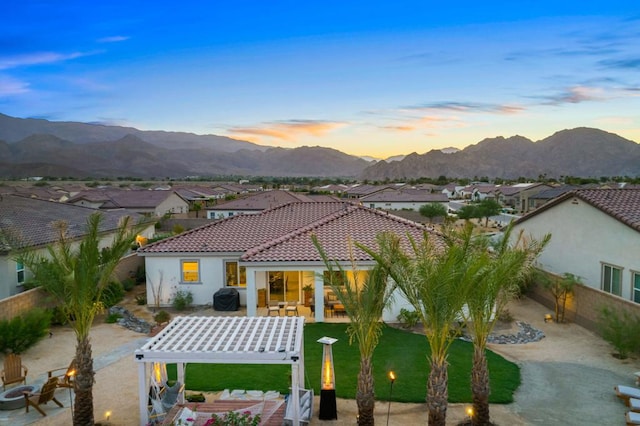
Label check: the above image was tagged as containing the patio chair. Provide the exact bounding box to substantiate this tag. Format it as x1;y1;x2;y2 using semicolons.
615;385;640;406
1;353;28;390
285;301;299;316
267;300;280;316
24;376;63;416
627;411;640;425
47;360;76;389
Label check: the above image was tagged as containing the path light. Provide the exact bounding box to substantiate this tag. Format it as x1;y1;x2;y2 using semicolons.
544;314;553;323
386;371;395;426
466;406;474;420
317;336;338;420
67;369;76;421
105;410;112;422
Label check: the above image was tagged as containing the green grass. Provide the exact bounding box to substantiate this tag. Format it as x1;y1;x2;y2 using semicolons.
168;323;520;404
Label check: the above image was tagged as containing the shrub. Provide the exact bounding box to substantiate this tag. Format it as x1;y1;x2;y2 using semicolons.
186;392;206;402
154;310;171;324
135;293;147;305
49;306;70;326
105;313;122;324
135;265;146;284
121;278;136;292
598;306;640;359
397;308;420;328
101;281;125;308
172;224;185;234
172;289;193;311
498;309;514;323
0;308;51;354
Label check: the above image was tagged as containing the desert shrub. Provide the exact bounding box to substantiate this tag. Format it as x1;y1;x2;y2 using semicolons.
135;293;147;305
172;224;185;234
0;308;51;354
105;313;122;324
598;306;640;359
49;306;70;326
172;289;193;311
397;308;420;328
154;310;171;324
186;392;206;402
101;281;125;308
121;278;136;292
498;309;514;323
135;265;146;284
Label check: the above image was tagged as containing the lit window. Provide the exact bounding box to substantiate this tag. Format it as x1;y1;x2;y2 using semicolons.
225;261;246;287
16;261;25;284
633;272;640;304
602;264;622;296
181;260;200;283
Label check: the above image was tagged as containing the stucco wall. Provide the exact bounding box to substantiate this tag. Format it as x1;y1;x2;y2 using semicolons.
512;197;640;304
0;288;54;321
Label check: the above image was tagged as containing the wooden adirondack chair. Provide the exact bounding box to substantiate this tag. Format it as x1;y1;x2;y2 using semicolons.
1;353;28;390
24;377;63;416
47;360;76;389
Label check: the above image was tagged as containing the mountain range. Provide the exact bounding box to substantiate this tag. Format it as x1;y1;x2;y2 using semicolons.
1;113;639;179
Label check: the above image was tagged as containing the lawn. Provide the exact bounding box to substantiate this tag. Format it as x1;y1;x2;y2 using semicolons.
168;323;520;404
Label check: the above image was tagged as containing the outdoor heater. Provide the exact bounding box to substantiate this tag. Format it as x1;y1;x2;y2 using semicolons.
317;336;338;420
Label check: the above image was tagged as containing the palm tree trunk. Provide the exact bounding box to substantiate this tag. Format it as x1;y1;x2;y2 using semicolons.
357;357;375;426
427;360;448;426
74;336;95;426
471;346;491;426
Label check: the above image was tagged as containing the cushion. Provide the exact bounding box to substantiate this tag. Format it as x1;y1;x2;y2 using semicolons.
627;411;640;425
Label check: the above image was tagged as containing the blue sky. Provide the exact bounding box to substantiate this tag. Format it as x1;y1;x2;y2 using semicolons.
1;1;639;158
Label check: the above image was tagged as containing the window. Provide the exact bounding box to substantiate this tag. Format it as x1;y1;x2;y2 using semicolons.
602;264;622;296
181;260;200;283
225;261;246;287
633;272;640;304
323;271;346;287
16;261;25;284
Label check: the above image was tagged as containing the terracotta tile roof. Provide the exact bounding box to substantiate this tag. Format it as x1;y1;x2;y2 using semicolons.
140;201;444;261
242;206;437;262
207;190;314;211
69;189;184;209
0;194;143;251
529;185;578;200
515;188;640;232
360;189;448;203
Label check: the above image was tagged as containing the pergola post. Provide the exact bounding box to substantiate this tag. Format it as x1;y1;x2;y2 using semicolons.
314;272;325;322
137;361;148;426
246;267;257;316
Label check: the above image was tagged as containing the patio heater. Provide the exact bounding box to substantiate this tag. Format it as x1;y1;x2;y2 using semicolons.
317;336;338;420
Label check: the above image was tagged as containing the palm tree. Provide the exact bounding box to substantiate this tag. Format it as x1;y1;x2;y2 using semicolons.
312;235;396;426
461;225;549;425
20;213;139;425
365;228;483;426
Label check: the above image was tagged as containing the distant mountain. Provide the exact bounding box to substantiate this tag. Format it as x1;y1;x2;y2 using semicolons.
0;113;262;152
360;128;640;180
0;113;370;178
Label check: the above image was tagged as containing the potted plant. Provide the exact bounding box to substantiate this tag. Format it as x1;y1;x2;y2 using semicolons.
302;285;313;307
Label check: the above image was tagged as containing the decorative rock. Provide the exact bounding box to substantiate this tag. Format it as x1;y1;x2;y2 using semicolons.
108;306;152;334
460;321;545;345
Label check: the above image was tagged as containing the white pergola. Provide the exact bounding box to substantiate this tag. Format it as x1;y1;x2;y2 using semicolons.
134;316;306;426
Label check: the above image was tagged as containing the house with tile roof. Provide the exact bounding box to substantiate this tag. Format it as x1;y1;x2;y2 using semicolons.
528;185;578;211
359;188;449;211
139;201;443;322
68;189;189;217
0;195;155;300
205;190;338;219
494;183;553;214
512;188;640;304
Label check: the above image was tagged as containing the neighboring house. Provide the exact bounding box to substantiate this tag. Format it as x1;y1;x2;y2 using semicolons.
528;185;578;211
68;189;189;217
0;195;155;300
495;183;553;214
512;189;640;304
205;190;337;219
441;183;465;199
343;184;402;199
310;184;349;195
360;189;449;211
459;184;497;201
139;201;444;322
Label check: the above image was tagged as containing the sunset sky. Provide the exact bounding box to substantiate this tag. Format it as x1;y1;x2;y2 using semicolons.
1;1;639;158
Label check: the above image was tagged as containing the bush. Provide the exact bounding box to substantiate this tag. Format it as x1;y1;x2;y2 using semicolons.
0;308;51;354
397;308;420;328
135;293;147;305
121;278;136;292
101;281;125;308
154;310;171;324
172;224;185;234
49;306;70;326
186;392;206;402
135;265;146;284
105;313;122;324
598;306;640;359
172;289;193;311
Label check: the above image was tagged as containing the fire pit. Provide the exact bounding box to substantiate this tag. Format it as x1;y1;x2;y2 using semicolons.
0;384;38;410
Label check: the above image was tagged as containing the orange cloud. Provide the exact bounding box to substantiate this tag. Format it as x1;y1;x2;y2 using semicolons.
227;120;345;142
